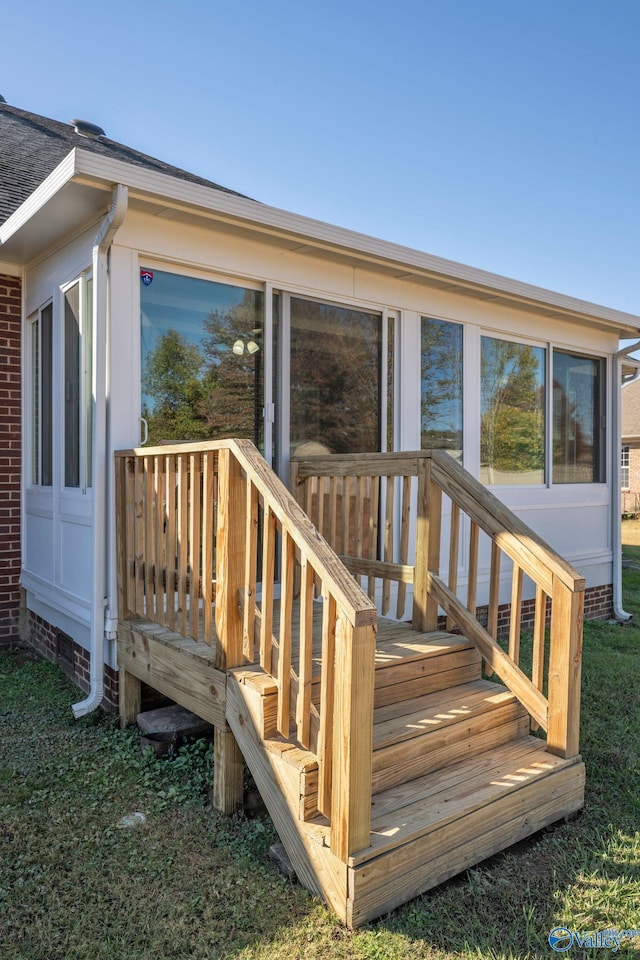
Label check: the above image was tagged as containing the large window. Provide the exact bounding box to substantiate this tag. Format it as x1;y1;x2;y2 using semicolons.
421;317;463;461
140;268;264;448
552;351;605;483
31;303;53;486
289;297;382;455
481;337;546;484
64;277;93;489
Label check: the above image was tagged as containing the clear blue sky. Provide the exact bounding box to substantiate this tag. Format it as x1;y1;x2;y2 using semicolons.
4;0;640;317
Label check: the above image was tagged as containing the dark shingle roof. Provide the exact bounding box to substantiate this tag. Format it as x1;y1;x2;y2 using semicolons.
0;102;248;225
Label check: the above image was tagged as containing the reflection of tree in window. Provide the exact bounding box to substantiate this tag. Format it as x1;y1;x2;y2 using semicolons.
289;298;381;455
421;318;462;460
481;338;545;484
141;289;263;447
552;352;602;483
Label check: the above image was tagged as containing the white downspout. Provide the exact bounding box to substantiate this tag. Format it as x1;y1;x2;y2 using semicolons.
611;339;640;623
73;184;128;718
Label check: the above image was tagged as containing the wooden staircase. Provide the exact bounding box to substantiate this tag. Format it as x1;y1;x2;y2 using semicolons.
225;622;584;926
115;441;586;928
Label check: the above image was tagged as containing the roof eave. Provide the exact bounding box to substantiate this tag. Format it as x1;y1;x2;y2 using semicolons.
3;148;640;336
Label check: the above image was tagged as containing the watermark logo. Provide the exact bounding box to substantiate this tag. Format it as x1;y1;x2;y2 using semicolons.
548;928;573;952
549;927;640;952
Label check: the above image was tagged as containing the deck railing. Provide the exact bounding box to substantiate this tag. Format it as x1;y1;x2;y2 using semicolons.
115;440;377;859
291;449;585;759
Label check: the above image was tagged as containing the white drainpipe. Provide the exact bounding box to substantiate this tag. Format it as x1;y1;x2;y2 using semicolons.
611;340;640;623
73;184;128;718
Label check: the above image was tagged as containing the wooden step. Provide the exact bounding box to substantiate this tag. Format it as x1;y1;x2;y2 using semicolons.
346;740;585;925
373;629;482;706
372;679;530;793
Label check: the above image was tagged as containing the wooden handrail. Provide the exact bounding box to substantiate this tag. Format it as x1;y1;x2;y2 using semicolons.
291;448;585;760
115;439;376;859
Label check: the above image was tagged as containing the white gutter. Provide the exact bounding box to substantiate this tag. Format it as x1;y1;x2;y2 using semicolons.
611;340;640;623
72;184;128;718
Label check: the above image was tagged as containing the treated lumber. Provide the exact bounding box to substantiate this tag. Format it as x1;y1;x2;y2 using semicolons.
213;725;243;815
118;620;226;729
118;665;141;728
426;571;548;729
330;618;376;860
226;675;348;920
347;761;585;926
547;577;584;758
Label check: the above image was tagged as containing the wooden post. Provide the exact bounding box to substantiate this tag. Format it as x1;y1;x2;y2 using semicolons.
547;577;583;758
413;457;441;632
213;448;247;816
214;448;246;671
119;667;141;729
330;617;375;861
213;725;244;815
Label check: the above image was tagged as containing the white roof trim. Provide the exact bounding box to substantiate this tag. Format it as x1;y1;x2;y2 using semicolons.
4;147;640;334
0;152;77;245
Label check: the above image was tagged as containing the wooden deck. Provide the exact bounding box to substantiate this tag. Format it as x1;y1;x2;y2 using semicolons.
115;441;585;926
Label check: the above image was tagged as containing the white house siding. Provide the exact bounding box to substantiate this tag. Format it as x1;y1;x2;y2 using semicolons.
22;229;95;650
105;211;617;615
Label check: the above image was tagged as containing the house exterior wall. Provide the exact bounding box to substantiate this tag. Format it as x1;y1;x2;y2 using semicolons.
0;271;22;647
19;206;619;697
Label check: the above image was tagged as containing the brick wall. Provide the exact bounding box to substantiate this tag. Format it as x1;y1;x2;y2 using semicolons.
0;273;22;647
25;611;119;713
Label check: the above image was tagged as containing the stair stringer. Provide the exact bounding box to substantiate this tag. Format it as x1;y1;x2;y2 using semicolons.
226;672;350;921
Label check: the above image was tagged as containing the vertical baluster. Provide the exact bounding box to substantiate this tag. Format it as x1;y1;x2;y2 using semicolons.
189;453;202;640
296;557;315;747
165;455;176;631
382;475;395;616
446;501;461;630
467;520;479;617
488;541;501;642
368;476;380;601
154;456;165;625
342;476;352;556
177;454;188;637
125;457;136;618
530;584;547;732
329;476;338;552
259;505;276;673
396;474;412;620
277;529;295;736
354;477;365;587
509;563;523;664
243;480;259;661
201;451;214;645
317;475;326;539
143;457;154;619
318;591;336;817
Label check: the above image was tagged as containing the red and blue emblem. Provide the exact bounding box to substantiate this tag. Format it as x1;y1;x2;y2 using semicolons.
140;269;154;286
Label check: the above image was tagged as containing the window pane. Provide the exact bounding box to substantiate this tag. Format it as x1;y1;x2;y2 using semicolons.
421;317;462;460
41;304;52;486
553;352;604;483
141;269;264;449
65;286;81;487
289;297;381;456
31;318;39;484
481;337;545;484
621;446;630;489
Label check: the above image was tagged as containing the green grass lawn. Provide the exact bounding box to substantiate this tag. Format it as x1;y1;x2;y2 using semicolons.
2;573;640;960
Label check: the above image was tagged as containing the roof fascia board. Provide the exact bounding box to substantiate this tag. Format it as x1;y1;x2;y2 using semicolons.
72;152;640;333
0;151;77;245
4;147;639;335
